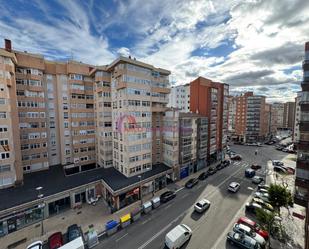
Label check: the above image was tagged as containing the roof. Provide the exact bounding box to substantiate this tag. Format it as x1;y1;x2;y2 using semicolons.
0;163;172;213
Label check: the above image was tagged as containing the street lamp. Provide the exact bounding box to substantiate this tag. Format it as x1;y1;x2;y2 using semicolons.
138;175;143;205
36;186;45;236
268;215;282;249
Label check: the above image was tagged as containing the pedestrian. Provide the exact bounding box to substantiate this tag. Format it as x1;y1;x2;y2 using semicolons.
255;149;258;155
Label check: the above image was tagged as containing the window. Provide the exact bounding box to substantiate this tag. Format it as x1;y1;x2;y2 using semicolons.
0;112;7;119
0;98;6;105
0;126;8;132
0;140;8;146
0;152;10;160
0;164;10;173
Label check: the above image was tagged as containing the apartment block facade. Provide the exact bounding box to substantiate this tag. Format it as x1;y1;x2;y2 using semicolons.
270;102;285;132
293;92;301;143
283;102;295;130
168;84;190;112
190;77;229;162
227;96;236;134
234;92;269;142
295;41;309;249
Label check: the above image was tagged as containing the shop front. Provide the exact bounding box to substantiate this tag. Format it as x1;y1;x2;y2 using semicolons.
0;205;44;237
180;166;189;179
48;196;71;216
119;188;140;209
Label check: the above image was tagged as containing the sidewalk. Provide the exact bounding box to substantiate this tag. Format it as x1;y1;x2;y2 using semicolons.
266;155;305;249
2;167;206;249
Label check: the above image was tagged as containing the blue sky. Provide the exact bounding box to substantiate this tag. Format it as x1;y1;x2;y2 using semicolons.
0;0;308;102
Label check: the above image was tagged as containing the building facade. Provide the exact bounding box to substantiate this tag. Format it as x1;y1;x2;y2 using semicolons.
295;41;309;249
189;76;228;162
293;92;301;143
168;84;190;112
228;96;236;134
270;102;285;133
283;102;295;130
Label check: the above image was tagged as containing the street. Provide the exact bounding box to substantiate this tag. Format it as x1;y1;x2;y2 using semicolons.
94;144;289;249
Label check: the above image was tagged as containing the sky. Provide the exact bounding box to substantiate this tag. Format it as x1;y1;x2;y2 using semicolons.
0;0;308;102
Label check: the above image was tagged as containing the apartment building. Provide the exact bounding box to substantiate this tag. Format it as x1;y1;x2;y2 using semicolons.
190;77;229;162
0;43;22;189
168;84;190;112
271;102;285;133
234;92;269;142
163;108;208;180
293;92;301;143
295;41;309;249
228;96;236;134
283;101;295;130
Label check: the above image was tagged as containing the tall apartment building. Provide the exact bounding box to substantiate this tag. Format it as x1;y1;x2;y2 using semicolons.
0;44;23;189
168;84;190;112
163;108;208;180
190;77;229;162
295;41;309;249
271;102;285;133
293;92;301;143
283;101;295;129
234;92;269;142
228;96;236;134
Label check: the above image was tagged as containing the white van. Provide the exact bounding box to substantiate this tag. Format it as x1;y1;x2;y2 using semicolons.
58;237;84;249
165;224;192;249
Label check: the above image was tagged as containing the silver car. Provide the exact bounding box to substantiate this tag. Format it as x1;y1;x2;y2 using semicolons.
194;199;211;213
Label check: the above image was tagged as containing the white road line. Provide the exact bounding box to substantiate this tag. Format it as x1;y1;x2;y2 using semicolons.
137;213;185;249
116;233;128;242
181;193;189;199
164;203;172;210
175;186;184;193
141;218;151;225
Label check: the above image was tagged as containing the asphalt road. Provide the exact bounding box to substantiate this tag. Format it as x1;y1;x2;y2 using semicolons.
94;144;289;249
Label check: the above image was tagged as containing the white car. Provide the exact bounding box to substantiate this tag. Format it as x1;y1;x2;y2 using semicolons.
194;199;211;213
254;192;269;202
165;224;192;249
233;223;266;247
228;182;240;193
27;241;43;249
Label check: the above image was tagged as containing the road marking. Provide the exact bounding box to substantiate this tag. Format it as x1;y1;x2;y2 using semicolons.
181;193;189;199
142;218;151;225
137;213;186;249
116;233;128;242
175;186;184;193
164;203;172;210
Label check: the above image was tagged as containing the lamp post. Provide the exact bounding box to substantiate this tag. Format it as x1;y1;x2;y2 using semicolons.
36;186;45;236
138;175;143;205
268;215;282;249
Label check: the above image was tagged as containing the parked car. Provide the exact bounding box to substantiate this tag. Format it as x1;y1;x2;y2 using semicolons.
252;176;264;184
165;224;192;249
228;182;240;193
258;184;269;190
251;164;262;170
227;231;261;249
275;145;284;151
233;223;266;247
272;160;284;166
273;166;287;174
198;172;208;180
222;159;231;167
254;192;269;202
245;202;265;214
234;141;244;145
257;143;262;147
207;167;217;175
185;178;199;188
237;217;269;240
67;224;81;242
231;154;242;160
48;232;63;249
27;241;43;249
216;163;225;170
251;198;274;211
245;169;256;178
160;191;176;203
194;199;211;213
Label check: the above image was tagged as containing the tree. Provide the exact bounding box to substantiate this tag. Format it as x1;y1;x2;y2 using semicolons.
256;208;275;230
268;183;292;216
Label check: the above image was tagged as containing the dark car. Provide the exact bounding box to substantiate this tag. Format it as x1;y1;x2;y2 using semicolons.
185;178;199;188
234;141;244;145
231;154;242;160
251;164;262;170
275;145;284;151
222;160;231;167
48;232;63;249
160;191;176;203
273;166;287;174
207;167;217;175
198;172;208;180
67;224;81;242
216;163;225;170
272;160;284;166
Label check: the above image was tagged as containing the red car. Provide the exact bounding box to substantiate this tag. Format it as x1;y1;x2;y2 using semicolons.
237;217;269;240
251;164;262;170
48;232;63;249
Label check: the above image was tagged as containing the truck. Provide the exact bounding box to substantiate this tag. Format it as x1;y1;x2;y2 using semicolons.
58;237;84;249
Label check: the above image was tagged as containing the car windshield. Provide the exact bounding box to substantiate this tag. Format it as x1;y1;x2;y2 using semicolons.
69;230;80;240
196;203;203;208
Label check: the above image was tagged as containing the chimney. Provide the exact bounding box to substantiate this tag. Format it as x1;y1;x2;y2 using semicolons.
4;39;12;52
